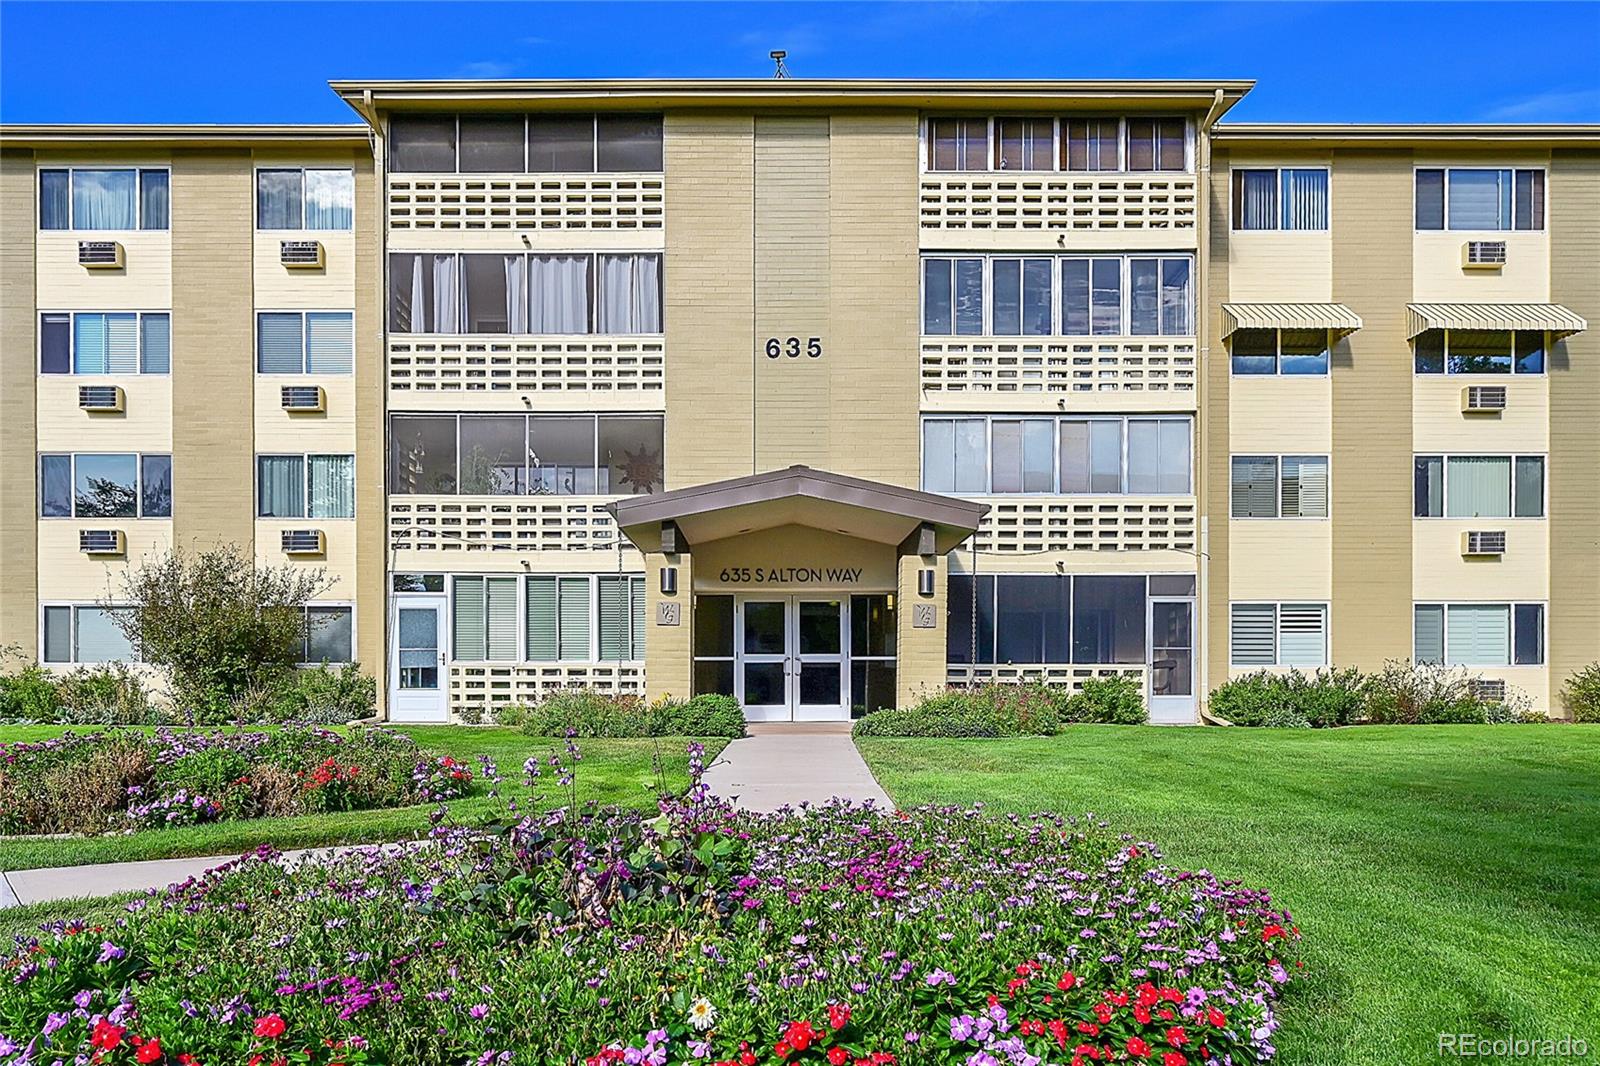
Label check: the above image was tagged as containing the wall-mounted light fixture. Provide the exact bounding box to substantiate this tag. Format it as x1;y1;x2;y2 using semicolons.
660;566;678;595
918;568;935;596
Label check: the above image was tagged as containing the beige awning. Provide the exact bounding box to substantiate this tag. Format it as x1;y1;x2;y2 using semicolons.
1407;303;1589;340
1220;303;1363;339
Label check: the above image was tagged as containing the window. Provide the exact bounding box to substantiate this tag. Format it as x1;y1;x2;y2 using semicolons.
1064;120;1120;171
256;312;353;374
1415;168;1544;231
39;312;170;375
596;575;646;660
388;113;664;174
1413;455;1543;519
39;168;169;230
923;415;1191;496
1230;603;1328;667
1413;330;1545;375
389;414;665;497
302;605;353;664
256;455;355;519
1231;455;1329;519
526;576;592;661
39;453;171;518
42;605;137;664
1125;119;1186;172
1414;603;1544;666
449;573;645;663
923;255;1192;338
1231;168;1329;231
693;594;736;696
996;118;1054;171
928;119;989;171
453;576;519;661
255;168;353;230
947;574;1147;665
1229;328;1329;376
388;252;659;336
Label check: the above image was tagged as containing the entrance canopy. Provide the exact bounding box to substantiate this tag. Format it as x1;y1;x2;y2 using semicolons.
606;465;988;553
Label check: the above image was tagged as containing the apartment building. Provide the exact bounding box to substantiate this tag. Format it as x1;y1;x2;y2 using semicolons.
1;79;1595;723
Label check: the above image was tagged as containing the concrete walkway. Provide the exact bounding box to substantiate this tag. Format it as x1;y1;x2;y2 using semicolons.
701;723;893;813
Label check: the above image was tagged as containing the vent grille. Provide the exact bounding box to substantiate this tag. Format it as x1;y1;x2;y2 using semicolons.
280;239;323;267
77;240;123;268
79;529;125;555
281;529;325;554
1462;530;1507;556
1469;678;1507;703
1464;385;1508;411
1463;240;1507;267
280;385;325;411
77;385;124;411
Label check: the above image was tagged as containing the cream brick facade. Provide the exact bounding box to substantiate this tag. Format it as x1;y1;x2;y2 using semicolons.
2;83;1597;722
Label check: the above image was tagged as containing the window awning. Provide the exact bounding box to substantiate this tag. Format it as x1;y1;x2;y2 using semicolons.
1406;303;1589;340
1220;303;1363;339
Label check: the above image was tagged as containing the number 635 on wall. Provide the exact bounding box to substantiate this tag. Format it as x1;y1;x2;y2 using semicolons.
764;336;823;359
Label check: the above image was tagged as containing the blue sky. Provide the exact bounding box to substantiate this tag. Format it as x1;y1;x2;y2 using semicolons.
2;1;1597;125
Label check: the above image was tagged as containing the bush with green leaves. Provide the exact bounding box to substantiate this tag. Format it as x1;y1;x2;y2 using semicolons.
1562;663;1600;723
1209;668;1365;728
1063;674;1148;724
267;664;377;725
0;659;63;723
853;684;1064;738
53;662;159;724
516;690;745;738
1362;660;1497;724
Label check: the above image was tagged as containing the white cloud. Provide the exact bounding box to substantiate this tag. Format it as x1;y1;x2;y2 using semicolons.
1484;88;1600;121
452;60;517;79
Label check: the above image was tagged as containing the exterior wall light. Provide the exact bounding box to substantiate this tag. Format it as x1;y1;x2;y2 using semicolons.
660;566;678;595
918;568;935;596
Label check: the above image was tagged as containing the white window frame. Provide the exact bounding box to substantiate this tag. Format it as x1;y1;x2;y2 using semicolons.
1413;601;1545;666
1229;454;1332;520
252;166;355;231
38;452;170;520
1227;327;1332;376
1228;601;1330;668
36;165;171;231
254;453;357;520
37;310;171;376
299;602;357;666
920;413;1194;497
1412;328;1548;376
1413;166;1547;233
920;116;1193;175
255;309;355;375
446;572;647;664
919;253;1196;339
40;603;141;665
1228;166;1332;232
1412;453;1546;520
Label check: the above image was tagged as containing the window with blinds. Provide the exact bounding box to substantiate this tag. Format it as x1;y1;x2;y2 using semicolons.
1280;456;1329;518
1415;602;1544;666
1233;455;1329;518
257;311;354;374
453;576;518;661
1231;456;1279;518
1230;603;1327;667
598;575;646;661
526;576;592;661
1413;455;1545;518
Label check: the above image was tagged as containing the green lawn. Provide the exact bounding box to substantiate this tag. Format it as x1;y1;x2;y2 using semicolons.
0;727;726;872
857;726;1600;1066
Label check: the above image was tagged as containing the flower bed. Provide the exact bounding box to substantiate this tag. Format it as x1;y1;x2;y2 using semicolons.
0;745;1302;1065
0;726;472;837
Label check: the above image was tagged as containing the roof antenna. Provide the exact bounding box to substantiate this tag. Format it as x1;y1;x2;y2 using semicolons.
770;50;790;78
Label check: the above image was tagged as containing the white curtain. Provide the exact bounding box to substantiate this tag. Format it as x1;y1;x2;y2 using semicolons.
1446;456;1511;518
303;170;353;230
406;255;425;333
504;254;529;335
598;254;662;334
432;254;461;333
1238;170;1277;231
530;255;591;333
257;456;305;518
1280;169;1328;230
309;455;355;519
72;169;137;229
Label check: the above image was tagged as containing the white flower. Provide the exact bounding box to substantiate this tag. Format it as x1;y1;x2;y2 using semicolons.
687;997;717;1032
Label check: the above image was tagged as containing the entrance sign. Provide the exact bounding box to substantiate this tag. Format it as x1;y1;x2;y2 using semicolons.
717;566;862;585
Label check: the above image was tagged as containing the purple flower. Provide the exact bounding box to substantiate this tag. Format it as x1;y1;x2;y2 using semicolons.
96;941;125;963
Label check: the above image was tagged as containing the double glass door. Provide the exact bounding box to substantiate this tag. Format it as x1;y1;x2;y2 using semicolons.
737;597;849;721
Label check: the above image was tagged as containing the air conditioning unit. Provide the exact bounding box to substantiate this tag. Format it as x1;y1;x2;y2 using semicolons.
77;241;124;269
1462;385;1508;413
1462;241;1507;269
279;240;324;269
281;529;326;555
79;529;126;556
78;385;125;412
1469;677;1507;703
280;385;326;412
1462;530;1507;557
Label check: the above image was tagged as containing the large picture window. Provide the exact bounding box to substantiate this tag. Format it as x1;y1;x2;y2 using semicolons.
256;454;355;519
1415;168;1544;231
39;453;171;519
389;414;665;497
389;113;664;174
1231;168;1330;231
451;573;645;663
947;574;1150;665
1413;329;1545;375
42;605;137;664
1228;328;1330;376
39;168;169;231
257;312;354;374
255;168;353;230
923;415;1192;496
40;312;170;375
1414;602;1543;666
302;605;354;664
922;254;1193;337
389;252;660;336
1413;455;1544;519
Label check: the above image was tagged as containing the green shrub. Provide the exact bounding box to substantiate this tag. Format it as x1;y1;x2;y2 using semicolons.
1562;663;1600;723
647;694;745;738
53;663;158;724
852;704;1007;738
1064;675;1147;724
0;663;63;723
1363;660;1487;724
492;702;529;727
1208;668;1364;728
519;690;744;737
268;664;376;725
1261;705;1312;729
852;684;1063;738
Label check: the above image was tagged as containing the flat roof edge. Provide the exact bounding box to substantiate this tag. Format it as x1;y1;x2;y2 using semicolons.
0;124;371;148
1215;122;1600;145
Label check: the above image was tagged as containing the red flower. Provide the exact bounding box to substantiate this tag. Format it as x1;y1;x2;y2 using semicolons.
137;1038;164;1063
774;1041;793;1059
253;1014;287;1040
1135;984;1159;1008
1158;1008;1175;1022
91;1020;126;1049
1161;1054;1188;1066
1076;1022;1099;1037
828;1048;849;1066
1205;1007;1227;1028
1093;1002;1113;1024
1134;1006;1152;1025
1166;1026;1188;1047
1127;1037;1151;1059
739;1054;758;1066
827;1003;851;1031
1057;972;1078;991
784;1020;818;1051
1261;923;1287;942
1047;1019;1069;1048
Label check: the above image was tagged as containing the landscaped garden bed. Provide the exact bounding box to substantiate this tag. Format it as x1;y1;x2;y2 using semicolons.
0;743;1303;1065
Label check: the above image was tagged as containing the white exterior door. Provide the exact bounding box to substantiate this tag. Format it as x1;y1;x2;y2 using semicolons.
734;596;851;722
792;598;849;722
736;598;790;722
1147;598;1196;724
389;595;449;723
